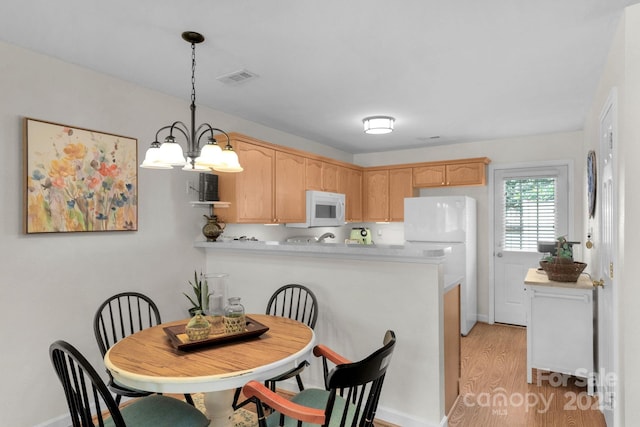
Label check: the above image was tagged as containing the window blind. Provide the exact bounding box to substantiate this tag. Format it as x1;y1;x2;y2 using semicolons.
502;177;557;251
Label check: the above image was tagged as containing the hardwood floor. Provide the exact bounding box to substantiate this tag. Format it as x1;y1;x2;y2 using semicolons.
448;322;606;427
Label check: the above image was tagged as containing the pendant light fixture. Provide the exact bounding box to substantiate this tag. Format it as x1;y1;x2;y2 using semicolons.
140;31;243;173
362;116;395;135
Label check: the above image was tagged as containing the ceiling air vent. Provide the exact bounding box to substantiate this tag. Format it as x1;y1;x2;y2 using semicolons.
217;69;258;85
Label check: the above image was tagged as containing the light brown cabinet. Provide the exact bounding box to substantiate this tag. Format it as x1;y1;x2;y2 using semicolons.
389;168;415;221
363;167;416;222
412;164;446;187
413;158;489;188
444;284;461;415
216;133;489;224
217;137;305;224
275;151;306;223
306;159;338;192
218;141;275;223
363;169;390;222
337;166;362;222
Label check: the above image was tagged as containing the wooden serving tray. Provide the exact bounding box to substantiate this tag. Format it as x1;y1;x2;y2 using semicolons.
163;316;269;351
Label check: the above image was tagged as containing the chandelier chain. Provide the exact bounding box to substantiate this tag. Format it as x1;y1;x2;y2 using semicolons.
191;42;196;104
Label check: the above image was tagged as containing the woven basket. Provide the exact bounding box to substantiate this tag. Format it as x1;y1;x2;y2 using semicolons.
539;260;587;282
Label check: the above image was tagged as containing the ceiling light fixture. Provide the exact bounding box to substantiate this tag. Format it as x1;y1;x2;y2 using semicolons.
140;31;243;173
363;116;395;135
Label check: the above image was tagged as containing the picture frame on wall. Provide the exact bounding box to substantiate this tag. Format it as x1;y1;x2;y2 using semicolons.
23;118;138;234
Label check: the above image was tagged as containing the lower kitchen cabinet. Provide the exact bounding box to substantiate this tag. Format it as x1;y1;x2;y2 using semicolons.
444;283;461;415
524;269;595;395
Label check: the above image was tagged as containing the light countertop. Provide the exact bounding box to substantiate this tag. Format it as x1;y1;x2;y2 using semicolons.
524;268;594;290
194;240;451;264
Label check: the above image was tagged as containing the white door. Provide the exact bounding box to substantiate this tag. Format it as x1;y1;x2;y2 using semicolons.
493;166;569;325
597;89;617;425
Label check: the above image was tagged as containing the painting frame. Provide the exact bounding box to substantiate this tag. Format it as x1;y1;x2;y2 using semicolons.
23;118;138;234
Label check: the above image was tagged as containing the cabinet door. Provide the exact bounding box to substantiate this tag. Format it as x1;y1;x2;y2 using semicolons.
322;162;339;192
275;151;306;223
338;167;362;222
305;158;323;191
363;169;389;222
446;162;486;186
389;168;415;222
231;142;275;223
307;159;339;192
413;165;446;187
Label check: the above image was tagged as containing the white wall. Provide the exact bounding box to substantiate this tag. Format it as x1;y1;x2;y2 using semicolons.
204;250;444;427
354;132;585;321
0;41;353;427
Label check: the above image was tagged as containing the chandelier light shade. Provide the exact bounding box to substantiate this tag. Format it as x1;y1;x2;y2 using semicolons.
140;31;243;173
363;116;395;135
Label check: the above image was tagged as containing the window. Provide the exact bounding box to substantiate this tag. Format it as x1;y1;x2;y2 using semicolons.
503;178;557;251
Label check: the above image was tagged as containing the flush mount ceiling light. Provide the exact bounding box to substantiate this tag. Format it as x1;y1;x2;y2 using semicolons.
140;31;243;173
363;116;395;135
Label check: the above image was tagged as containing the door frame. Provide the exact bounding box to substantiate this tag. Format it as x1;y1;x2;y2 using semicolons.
597;87;618;425
488;159;576;324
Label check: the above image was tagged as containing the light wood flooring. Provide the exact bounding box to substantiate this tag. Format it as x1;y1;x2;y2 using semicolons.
448;322;606;427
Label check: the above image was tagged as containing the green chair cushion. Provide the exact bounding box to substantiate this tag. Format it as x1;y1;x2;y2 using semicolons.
266;388;355;427
104;395;209;427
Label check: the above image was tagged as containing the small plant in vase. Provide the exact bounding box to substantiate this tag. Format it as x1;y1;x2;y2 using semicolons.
544;236;574;264
184;271;212;316
540;236;586;282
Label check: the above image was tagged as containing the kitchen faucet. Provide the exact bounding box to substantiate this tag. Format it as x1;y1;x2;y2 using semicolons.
316;232;335;243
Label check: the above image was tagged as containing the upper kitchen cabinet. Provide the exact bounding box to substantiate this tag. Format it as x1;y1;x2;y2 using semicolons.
363;167;416;222
275;151;306;223
217;139;275;223
337;166;362;222
389;168;417;221
413;158;490;188
217;135;306;224
306;159;339;192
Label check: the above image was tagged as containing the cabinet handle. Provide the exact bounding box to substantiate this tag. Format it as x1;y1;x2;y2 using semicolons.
532;290;590;303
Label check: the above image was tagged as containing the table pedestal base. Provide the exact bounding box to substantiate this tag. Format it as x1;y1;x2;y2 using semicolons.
202;389;235;427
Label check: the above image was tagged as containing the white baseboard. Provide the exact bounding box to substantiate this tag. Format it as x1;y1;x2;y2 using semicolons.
33;413;70;427
477;313;489;324
376;405;442;427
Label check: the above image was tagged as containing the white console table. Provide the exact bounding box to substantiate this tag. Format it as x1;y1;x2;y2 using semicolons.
524;268;595;395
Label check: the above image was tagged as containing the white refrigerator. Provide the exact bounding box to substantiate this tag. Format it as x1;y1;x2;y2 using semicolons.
404;196;477;336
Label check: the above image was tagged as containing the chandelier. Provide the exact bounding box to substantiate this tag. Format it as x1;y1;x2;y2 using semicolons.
140;31;243;173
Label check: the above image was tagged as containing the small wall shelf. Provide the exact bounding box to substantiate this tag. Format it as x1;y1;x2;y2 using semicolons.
190;201;231;208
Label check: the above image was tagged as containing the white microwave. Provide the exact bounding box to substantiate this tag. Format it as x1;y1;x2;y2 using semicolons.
286;190;346;228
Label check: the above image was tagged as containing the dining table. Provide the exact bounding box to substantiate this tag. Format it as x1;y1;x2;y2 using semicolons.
104;313;316;427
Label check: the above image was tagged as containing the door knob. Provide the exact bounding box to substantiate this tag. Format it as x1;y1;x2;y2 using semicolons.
593;279;605;288
496;252;503;258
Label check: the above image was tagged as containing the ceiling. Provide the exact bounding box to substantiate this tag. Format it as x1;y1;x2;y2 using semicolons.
1;0;638;154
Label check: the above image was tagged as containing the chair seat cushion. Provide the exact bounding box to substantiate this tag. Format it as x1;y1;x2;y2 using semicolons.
266;388;355;427
104;395;209;427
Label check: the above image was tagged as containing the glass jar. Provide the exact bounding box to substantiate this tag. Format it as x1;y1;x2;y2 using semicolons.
208;293;225;335
185;310;211;341
224;297;246;334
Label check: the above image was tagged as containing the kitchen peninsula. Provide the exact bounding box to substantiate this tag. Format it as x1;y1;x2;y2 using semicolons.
197;240;461;427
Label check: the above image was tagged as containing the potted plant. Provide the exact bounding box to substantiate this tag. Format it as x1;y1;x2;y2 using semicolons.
184;271;211;316
539;236;587;282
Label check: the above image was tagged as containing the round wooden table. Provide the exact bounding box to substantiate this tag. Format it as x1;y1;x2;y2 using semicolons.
105;314;315;427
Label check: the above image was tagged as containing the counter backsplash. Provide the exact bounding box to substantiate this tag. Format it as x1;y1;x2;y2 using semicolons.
215;222;406;245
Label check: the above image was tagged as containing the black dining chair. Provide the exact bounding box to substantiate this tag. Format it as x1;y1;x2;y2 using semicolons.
93;292;194;406
233;284;318;409
49;340;209;427
242;330;396;427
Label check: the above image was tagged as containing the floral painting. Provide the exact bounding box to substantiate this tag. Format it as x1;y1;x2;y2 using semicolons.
24;118;137;233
